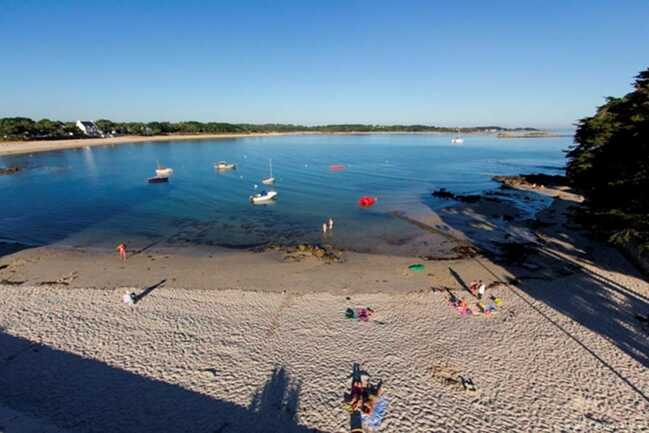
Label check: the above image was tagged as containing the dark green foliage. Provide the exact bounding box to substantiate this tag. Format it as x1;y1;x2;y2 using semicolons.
0;118;533;141
566;67;649;248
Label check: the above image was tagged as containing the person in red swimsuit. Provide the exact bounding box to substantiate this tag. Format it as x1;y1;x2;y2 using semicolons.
116;243;127;262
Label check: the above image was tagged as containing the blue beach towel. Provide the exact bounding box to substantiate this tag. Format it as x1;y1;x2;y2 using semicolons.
362;396;388;429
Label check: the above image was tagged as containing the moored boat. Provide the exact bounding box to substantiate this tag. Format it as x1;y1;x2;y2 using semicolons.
215;161;236;170
147;175;169;184
261;159;275;185
451;130;464;144
249;190;277;204
156;161;173;177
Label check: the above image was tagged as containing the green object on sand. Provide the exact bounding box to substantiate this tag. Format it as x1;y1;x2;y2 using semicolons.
408;263;425;272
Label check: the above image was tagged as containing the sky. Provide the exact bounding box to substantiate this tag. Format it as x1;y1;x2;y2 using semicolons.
1;0;648;128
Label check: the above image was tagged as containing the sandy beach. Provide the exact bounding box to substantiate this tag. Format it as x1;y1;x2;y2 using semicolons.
0;133;324;157
1;181;648;433
0;131;495;157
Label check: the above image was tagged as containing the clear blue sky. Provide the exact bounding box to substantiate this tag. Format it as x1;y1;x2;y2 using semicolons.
1;0;648;128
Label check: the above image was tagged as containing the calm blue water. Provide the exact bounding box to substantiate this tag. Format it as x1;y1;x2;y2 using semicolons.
0;134;569;253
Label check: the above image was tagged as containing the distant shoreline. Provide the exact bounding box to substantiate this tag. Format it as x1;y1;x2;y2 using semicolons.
0;130;553;157
0;132;319;156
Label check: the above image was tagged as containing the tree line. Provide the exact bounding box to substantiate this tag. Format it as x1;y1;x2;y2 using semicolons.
566;67;649;251
0;118;534;141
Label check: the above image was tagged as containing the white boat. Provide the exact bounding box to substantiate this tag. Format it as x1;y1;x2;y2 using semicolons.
451;130;464;144
215;161;237;170
261;159;275;185
249;190;277;204
155;161;173;177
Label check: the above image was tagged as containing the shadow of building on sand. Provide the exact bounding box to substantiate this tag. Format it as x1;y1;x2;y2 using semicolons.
0;331;325;433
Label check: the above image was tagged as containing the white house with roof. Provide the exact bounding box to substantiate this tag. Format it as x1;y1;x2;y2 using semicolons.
76;120;102;137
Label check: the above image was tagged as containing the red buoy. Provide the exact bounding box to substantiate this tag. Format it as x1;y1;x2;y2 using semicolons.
330;164;346;172
358;196;377;207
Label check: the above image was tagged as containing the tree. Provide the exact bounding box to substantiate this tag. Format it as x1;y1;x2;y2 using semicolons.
566;67;649;248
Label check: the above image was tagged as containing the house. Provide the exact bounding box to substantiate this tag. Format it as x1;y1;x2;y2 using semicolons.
76;120;102;137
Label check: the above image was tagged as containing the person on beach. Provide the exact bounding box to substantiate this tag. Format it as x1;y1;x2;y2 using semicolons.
469;280;478;296
122;291;134;305
477;280;486;300
328;217;334;230
116;243;127;262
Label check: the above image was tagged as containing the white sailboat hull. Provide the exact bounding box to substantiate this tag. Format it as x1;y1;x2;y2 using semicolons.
250;190;278;204
155;168;173;177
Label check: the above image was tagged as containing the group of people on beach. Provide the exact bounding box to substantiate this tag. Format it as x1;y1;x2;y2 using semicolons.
344;364;388;433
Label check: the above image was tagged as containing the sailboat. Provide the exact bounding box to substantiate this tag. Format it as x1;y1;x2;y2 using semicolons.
451;130;464;144
214;161;236;171
155;161;173;177
261;159;275;185
250;189;278;204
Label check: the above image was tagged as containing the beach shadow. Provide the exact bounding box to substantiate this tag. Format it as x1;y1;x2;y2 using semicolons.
448;267;470;293
249;367;301;422
415;184;649;403
132;279;166;304
0;331;326;433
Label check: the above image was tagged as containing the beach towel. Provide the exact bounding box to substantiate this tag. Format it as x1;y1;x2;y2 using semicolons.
346;307;374;321
362;396;388;430
357;308;368;321
408;263;425;272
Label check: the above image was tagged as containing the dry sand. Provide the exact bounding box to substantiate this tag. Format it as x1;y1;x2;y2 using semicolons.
0;131;456;157
0;132;319;157
0;184;648;433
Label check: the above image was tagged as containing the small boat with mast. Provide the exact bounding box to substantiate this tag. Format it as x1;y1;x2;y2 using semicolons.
249;189;278;204
148;160;172;183
261;159;275;185
155;161;173;177
451;129;464;144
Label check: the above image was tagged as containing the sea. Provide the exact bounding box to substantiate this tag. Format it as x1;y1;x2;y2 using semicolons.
0;133;570;254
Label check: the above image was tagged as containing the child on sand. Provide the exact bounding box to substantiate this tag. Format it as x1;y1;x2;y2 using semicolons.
469;280;478;296
477;280;486;300
116;243;127;261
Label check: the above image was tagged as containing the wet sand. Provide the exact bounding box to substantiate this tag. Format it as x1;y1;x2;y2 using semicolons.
1;182;648;432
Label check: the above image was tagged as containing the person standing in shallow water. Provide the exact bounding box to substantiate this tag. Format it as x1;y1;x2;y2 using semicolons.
116;243;127;262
